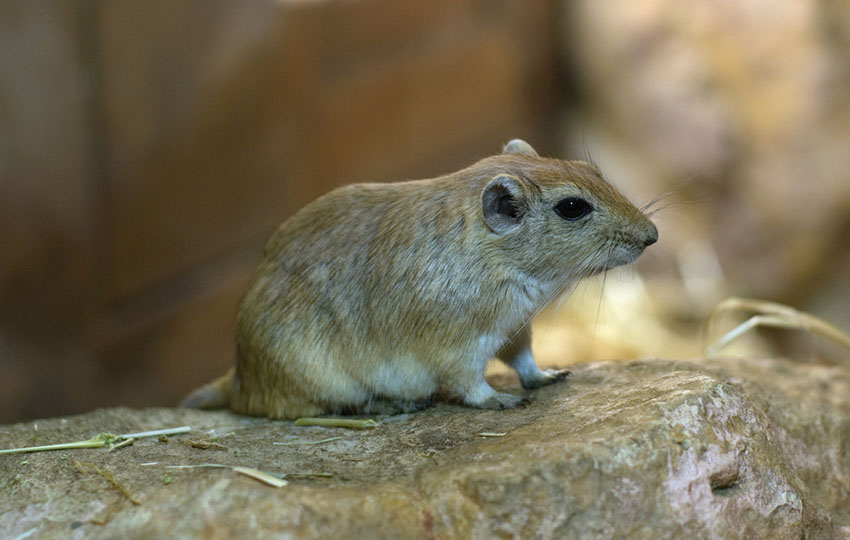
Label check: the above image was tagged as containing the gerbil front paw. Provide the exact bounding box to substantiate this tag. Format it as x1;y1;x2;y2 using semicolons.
475;392;530;410
521;368;571;390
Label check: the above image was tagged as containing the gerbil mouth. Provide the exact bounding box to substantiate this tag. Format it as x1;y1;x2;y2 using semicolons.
592;243;647;274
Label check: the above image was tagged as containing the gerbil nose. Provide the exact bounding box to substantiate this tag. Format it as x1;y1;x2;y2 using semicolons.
643;222;659;247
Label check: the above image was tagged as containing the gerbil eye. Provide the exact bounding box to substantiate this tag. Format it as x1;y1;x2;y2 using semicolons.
554;197;593;221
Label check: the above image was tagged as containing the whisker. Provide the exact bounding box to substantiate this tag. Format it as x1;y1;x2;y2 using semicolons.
640;171;720;215
641;190;674;214
589;269;608;356
646;196;709;217
579;113;598;168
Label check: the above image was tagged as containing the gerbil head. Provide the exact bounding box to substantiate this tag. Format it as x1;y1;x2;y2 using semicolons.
481;139;658;281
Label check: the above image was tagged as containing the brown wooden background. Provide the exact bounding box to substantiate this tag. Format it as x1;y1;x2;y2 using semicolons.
1;0;564;423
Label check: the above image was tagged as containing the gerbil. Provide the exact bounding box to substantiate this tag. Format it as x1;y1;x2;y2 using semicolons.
183;139;658;418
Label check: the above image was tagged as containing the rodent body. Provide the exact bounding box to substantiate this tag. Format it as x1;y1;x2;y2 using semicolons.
183;140;658;418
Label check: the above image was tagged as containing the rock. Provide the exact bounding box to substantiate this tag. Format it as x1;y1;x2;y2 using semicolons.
1;356;848;539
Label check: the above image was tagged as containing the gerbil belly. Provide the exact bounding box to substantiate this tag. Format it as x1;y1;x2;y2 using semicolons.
366;355;439;399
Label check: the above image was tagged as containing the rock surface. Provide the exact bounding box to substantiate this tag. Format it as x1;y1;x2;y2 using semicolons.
1;356;848;539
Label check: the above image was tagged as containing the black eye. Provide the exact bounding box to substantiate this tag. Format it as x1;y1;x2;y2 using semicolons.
554;197;593;220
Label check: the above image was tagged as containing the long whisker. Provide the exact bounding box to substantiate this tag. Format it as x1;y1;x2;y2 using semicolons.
640;171;720;215
580;113;598;168
588;242;617;354
641;190;675;214
644;199;689;218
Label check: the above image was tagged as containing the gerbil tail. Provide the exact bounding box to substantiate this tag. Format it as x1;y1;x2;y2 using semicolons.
180;367;234;409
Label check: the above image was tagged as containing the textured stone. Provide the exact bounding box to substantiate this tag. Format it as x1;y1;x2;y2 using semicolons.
1;356;848;539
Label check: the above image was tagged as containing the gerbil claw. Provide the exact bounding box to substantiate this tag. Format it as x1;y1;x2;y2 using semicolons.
521;368;571;389
548;368;572;381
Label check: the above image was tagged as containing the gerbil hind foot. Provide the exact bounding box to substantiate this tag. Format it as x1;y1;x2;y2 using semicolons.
520;368;571;390
476;392;530;410
460;381;530;410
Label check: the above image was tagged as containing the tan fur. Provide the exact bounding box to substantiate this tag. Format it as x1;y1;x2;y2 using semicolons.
182;140;658;418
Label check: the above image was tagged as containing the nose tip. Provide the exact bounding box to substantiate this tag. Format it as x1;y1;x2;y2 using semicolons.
644;222;659;247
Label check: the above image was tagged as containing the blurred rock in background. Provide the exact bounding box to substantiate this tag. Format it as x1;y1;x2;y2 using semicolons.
550;0;850;363
2;0;849;423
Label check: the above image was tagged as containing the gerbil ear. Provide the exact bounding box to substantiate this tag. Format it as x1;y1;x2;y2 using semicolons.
502;139;539;157
482;175;526;233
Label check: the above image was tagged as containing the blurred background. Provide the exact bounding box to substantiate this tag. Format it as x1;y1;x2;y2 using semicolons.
2;0;849;424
